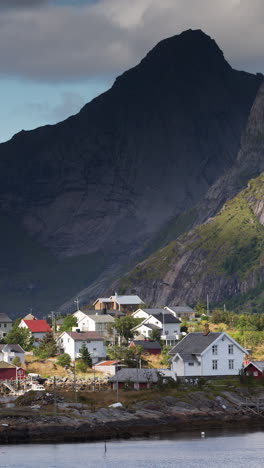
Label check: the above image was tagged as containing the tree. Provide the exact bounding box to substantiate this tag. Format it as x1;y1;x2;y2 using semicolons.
60;315;78;332
5;327;34;351
12;356;22;367
149;328;162;343
114;317;142;342
79;342;92;367
76;361;88;373
33;332;58;359
56;353;71;367
107;344;147;367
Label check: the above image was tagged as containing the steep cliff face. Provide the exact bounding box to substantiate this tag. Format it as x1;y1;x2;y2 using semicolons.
0;29;262;314
117;173;264;310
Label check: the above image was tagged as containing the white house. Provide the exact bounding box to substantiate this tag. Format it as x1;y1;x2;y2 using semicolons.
57;331;106;363
164;306;196;320
132;308;172;320
19;319;52;346
0;313;13;339
169;327;248;378
73;311;114;338
0;344;25;364
133;313;181;346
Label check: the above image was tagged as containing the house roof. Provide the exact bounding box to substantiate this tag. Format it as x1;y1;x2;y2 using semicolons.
93;298;112;304
0;360;24;369
169;332;222;356
109;368;160;383
86;314;114;323
147;314;181;324
0;313;12;323
130;340;162;350
23;320;52;333
95;360;120;367
245;361;264;372
112;295;143;305
56;318;64;325
0;344;25;353
166;306;196;314
137;308;165;315
63;331;104;341
137;323;161;331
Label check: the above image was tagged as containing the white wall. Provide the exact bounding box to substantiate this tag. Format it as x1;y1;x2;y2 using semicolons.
171;355;185;376
145;317;181;338
57;333;106;362
202;335;245;376
0;322;12;339
0;351;25;364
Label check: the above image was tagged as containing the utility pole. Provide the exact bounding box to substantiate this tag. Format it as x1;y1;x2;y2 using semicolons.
53;376;57;416
207;294;210;316
74;297;80;311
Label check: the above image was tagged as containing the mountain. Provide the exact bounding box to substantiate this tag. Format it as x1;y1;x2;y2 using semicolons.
116;171;264;312
0;29;263;316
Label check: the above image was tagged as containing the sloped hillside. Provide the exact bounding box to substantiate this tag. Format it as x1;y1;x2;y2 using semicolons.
117;173;264;311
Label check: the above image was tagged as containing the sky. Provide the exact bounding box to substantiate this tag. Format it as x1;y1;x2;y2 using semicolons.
1;0;264;142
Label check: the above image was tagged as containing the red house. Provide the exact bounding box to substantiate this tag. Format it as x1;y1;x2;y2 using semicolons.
0;361;26;380
244;361;264;379
129;340;162;355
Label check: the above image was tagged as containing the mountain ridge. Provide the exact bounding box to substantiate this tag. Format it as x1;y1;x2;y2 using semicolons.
0;29;262;315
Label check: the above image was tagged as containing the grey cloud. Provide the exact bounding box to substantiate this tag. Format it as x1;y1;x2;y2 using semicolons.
0;0;50;8
0;0;264;81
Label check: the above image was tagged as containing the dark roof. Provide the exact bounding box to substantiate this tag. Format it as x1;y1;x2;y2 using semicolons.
169;332;222;355
141;323;160;330
166;306;195;314
141;308;166;315
56;318;64;325
65;331;104;341
130;340;162;350
0;344;25;353
109;368;160;383
0;313;12;323
248;361;264;371
149;313;181;324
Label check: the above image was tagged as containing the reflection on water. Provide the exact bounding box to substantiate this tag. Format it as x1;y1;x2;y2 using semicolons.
1;430;264;468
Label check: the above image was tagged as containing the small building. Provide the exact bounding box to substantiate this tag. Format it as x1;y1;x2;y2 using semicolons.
129;339;162;355
57;330;106;363
93;360;121;376
169;325;248;378
164;306;196;320
132;313;181;346
244;361;264;379
0;313;13;339
109;368;175;390
93;293;143;314
55;318;64;331
0;361;26;380
74;311;114;338
0;344;25;364
19;319;52;346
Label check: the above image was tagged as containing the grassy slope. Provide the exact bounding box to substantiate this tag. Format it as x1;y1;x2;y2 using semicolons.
119;173;264;310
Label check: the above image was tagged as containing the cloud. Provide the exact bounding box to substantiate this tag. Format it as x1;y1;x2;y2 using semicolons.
0;0;263;81
0;0;50;8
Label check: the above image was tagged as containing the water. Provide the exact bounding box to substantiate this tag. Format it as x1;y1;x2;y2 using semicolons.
0;431;264;468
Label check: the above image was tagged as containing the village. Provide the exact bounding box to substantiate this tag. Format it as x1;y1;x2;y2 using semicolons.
0;292;262;398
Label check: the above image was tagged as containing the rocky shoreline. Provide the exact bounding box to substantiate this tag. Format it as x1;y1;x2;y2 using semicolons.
0;390;264;445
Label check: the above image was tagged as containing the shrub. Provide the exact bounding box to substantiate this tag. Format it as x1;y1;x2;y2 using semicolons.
56;353;71;367
76;361;88;373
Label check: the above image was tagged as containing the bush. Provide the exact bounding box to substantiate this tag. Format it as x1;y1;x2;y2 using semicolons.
56;353;71;367
12;356;22;367
76;361;88;373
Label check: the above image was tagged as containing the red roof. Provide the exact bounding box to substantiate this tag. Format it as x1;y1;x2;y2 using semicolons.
23;320;52;333
96;360;119;366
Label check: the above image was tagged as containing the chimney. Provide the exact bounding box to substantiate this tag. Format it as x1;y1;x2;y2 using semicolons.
203;323;210;336
115;292;118;298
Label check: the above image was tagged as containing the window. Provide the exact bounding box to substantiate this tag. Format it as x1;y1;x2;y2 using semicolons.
228;359;234;370
4;324;7;328
228;344;234;354
188;362;194;366
212;345;218;355
93;348;97;351
212;360;218;370
253;371;258;377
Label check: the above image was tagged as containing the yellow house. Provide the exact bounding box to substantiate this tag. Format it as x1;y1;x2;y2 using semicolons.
93;292;143;314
